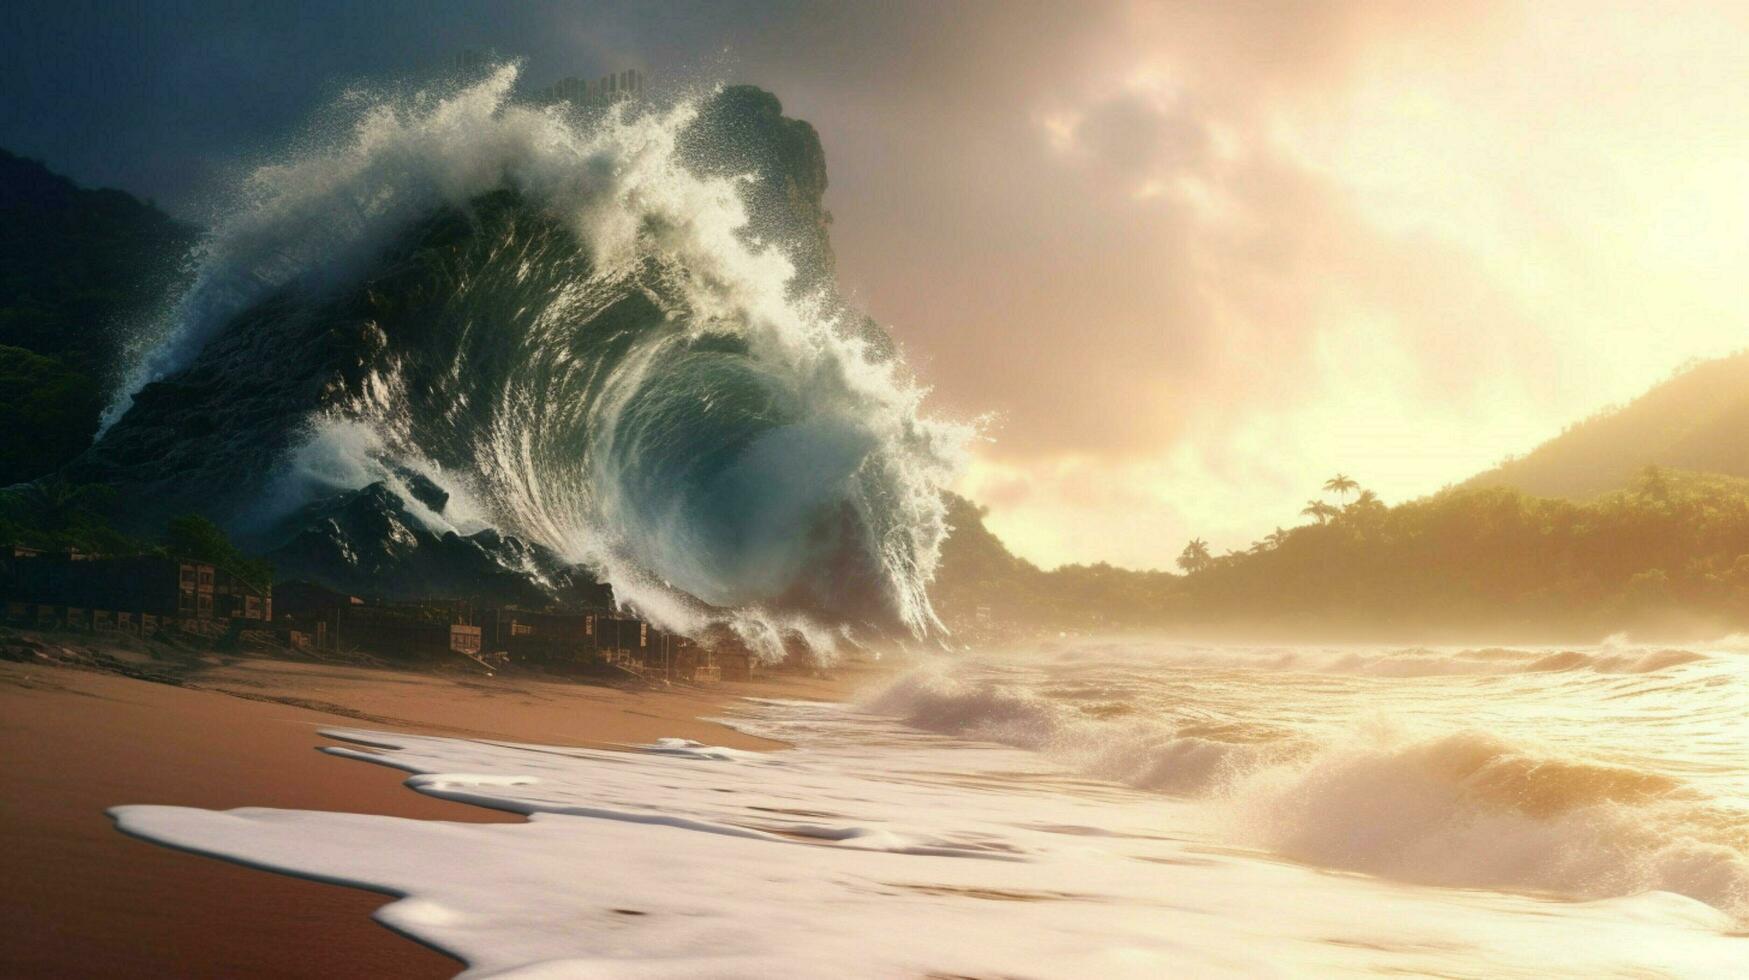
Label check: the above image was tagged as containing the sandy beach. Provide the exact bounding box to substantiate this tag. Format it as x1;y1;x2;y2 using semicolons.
0;640;873;978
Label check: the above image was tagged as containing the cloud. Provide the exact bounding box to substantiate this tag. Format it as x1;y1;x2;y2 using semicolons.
882;1;1746;567
1062;88;1211;187
7;1;1744;569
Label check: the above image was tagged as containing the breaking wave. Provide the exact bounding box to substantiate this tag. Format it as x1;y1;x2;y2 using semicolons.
867;642;1749;921
102;66;967;652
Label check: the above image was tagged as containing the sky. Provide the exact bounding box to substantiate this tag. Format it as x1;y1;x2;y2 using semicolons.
5;1;1747;570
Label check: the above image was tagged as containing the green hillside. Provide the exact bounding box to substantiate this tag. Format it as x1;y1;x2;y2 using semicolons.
1466;351;1749;498
0;148;196;485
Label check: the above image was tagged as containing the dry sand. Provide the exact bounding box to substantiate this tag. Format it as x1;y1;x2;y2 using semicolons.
0;643;880;977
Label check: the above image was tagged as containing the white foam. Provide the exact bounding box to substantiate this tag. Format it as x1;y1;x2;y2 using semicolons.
111;700;1744;977
864;642;1749;920
103;64;968;651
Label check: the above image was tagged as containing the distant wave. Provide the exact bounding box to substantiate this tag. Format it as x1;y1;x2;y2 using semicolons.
1034;638;1714;677
868;646;1749;920
1230;728;1747;920
100;66;967;655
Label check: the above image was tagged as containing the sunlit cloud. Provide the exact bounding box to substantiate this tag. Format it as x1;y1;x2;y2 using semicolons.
900;1;1749;569
632;1;1749;570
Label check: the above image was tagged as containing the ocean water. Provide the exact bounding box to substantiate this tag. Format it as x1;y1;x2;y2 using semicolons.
113;638;1748;977
98;65;965;652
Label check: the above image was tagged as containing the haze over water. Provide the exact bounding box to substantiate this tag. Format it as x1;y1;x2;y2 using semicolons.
878;638;1749;921
8;3;1749;977
115;637;1749;977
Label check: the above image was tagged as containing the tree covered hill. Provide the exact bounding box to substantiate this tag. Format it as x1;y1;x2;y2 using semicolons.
0;148;196;485
1165;467;1749;640
931;493;1178;635
1465;350;1749;499
933;349;1749;641
7;137;1747;642
933;467;1749;642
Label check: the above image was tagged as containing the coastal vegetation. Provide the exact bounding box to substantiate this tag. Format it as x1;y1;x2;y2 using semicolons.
164;514;274;591
6;143;1748;643
0;346;106;484
0;480;270;589
933;346;1749;642
1167;465;1749;639
1175;538;1211;574
0;479;137;555
1464;350;1749;497
935;464;1749;641
0;148;195;485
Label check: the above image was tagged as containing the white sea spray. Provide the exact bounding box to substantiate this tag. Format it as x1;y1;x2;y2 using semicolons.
104;65;969;655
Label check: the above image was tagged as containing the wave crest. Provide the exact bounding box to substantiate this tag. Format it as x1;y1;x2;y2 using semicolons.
100;66;967;653
866;653;1749;920
1242;729;1748;919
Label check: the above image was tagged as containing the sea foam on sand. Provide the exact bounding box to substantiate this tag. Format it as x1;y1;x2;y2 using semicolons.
111;699;1741;978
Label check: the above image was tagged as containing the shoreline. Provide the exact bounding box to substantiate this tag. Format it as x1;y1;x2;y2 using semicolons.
0;644;883;977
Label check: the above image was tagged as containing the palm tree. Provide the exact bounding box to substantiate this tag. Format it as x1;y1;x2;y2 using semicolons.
1265;526;1291;549
1302;500;1339;524
1323;473;1359;501
1177;538;1212;574
1637;464;1670;502
1342;489;1386;534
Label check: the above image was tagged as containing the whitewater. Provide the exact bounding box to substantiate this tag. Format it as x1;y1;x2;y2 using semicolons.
92;65;966;654
85;60;1748;977
114;638;1749;977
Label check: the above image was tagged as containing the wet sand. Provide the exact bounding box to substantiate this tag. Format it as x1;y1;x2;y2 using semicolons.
0;649;872;977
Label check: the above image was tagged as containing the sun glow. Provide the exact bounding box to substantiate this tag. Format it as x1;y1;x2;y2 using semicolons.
959;1;1749;568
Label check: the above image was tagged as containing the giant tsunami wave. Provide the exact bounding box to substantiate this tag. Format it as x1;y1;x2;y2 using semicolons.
85;66;967;654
